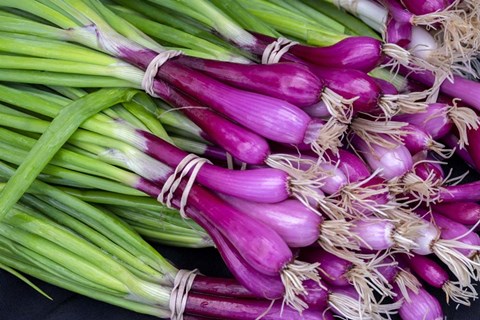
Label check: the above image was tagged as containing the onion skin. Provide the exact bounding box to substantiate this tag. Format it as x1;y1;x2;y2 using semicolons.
408;255;448;288
301;279;329;310
125;49;313;145
439;180;480;203
432;202;480;226
179;106;270;165
289;37;384;73
377;257;399;284
442;133;477;169
325;149;371;183
178;57;323;107
309;66;381;114
140;130;290;203
413;161;444;182
185;206;285;299
399;67;480;113
185;292;324;320
373;77;399;95
381;0;414;24
300;249;351;286
401;0;449;15
394;103;452;139
191;276;257;299
393;285;444;320
171;181;293;276
352;135;413;180
431;212;480;257
351;219;395;250
402;124;431;155
220;196;321;248
386;18;412;47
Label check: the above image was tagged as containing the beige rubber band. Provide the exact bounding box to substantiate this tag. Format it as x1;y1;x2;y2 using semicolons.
142;50;182;97
169;269;199;320
261;37;298;64
158;154;211;218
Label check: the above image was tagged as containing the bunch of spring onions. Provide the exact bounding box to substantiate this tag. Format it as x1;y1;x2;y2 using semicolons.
1;0;480;319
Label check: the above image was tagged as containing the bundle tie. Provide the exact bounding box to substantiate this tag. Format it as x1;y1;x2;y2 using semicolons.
157;154;211;218
142;50;183;97
261;37;298;64
169;269;199;320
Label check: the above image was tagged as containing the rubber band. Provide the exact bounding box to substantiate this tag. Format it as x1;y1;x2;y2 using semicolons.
169;269;198;320
261;37;298;64
142;50;182;97
157;154;211;218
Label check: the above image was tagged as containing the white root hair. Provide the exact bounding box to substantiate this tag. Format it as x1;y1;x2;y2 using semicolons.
394;270;421;303
280;260;321;312
447;101;480;149
443;280;478;306
378;93;428;119
350;118;409;149
413;0;480;79
433;240;480;286
329;291;402;320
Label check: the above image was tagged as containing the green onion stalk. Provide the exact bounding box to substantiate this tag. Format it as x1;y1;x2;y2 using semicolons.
0;84;210;248
0;162;177;318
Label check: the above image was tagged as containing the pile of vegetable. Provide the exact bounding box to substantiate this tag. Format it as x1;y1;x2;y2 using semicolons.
0;0;479;319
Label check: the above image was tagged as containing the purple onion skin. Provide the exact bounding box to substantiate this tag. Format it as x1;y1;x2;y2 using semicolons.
140;130;290;203
300;248;351;286
170;92;270;165
402;124;431;155
441;133;476;169
373;77;399;95
381;0;414;23
400;67;480;112
401;0;449;15
134;178;163;198
284;153;348;194
326;149;371;183
122;48;312;144
185;292;324;320
303;100;331;118
432;202;480;226
408;255;448;288
377;257;398;284
386;18;413;47
301;279;329;310
394;103;452;139
191;275;258;299
220;195;321;248
467;127;480;171
178;181;293;276
178;56;323;107
431;212;480;257
290;37;384;73
352;135;413;180
309;66;381;114
317;162;348;194
439;181;480;202
413;161;444;182
351;219;395;250
156;61;312;144
187;207;284;299
393;285;444;320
